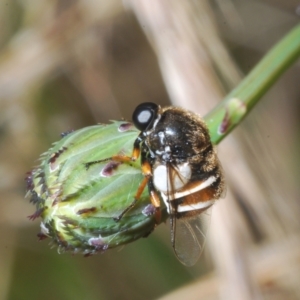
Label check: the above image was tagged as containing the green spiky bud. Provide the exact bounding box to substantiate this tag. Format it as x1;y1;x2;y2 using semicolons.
26;121;165;255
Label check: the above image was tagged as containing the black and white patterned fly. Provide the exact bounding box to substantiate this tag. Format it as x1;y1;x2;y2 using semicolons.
87;102;225;266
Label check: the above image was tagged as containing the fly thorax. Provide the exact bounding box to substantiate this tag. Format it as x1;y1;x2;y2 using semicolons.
146;131;169;157
153;162;192;194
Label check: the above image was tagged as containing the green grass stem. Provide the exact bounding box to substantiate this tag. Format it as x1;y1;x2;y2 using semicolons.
205;24;300;144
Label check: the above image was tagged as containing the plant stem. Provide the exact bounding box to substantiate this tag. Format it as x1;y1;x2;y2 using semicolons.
204;24;300;145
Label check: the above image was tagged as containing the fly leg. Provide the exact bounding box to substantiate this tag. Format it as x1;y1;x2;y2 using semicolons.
147;178;161;224
113;158;153;221
84;134;143;170
113;174;149;221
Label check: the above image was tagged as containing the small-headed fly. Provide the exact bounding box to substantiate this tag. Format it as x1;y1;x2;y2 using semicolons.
87;102;225;266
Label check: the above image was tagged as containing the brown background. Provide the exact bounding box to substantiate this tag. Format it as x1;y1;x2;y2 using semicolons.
1;1;300;299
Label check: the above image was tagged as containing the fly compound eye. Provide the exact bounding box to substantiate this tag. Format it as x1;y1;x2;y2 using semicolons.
132;102;159;131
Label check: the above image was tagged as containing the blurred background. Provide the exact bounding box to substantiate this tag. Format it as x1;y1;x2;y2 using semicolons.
1;0;300;299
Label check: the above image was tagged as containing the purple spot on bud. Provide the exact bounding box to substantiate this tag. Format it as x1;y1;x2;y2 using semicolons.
48;147;68;171
28;208;44;221
101;161;121;177
59;216;78;226
88;237;105;246
88;236;109;252
219;98;247;135
118;122;133;132
142;204;156;216
76;207;97;215
37;232;48;240
219;110;230;135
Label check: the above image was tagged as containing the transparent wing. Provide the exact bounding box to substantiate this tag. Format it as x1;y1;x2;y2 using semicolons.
171;206;212;266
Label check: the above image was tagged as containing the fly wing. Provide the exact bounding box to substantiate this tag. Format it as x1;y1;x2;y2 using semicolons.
165;162;216;266
172;206;212;266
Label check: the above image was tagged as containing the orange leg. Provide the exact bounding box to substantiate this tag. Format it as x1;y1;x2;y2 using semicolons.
85;139;141;170
148;179;161;224
114;174;161;224
140;159;161;223
113;159;162;223
114;175;149;221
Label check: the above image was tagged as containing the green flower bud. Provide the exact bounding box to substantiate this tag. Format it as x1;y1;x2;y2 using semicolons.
26;121;165;255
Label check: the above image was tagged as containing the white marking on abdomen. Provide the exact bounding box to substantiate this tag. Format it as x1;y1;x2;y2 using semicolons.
159;176;216;214
177;200;215;213
153;163;192;193
172;176;216;199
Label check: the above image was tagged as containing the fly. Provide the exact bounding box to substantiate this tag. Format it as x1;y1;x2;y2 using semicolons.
86;102;225;266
